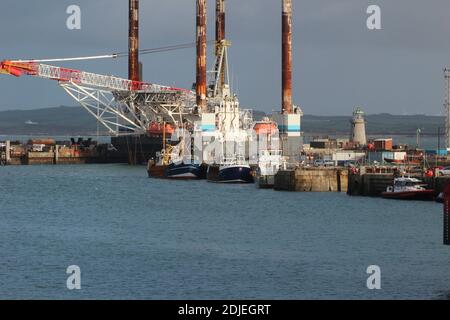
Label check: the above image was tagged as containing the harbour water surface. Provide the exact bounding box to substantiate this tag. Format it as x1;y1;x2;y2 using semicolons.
0;164;449;299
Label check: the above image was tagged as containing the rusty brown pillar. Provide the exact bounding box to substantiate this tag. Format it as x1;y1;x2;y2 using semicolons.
282;0;293;114
216;0;226;89
129;0;140;82
196;0;207;111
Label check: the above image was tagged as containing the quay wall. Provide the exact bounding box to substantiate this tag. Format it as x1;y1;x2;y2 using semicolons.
347;173;394;197
27;152;55;165
348;172;450;197
275;168;348;192
1;140;114;165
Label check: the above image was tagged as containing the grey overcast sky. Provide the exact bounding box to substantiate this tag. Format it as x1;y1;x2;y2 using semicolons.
1;0;450;115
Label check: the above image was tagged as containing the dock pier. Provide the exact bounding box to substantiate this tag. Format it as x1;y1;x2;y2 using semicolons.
0;140;116;165
347;173;394;196
347;166;450;197
274;167;348;192
273;165;450;196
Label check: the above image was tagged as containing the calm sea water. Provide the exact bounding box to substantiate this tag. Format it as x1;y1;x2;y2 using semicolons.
0;164;449;300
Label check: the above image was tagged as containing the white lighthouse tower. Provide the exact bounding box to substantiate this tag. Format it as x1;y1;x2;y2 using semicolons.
350;107;367;146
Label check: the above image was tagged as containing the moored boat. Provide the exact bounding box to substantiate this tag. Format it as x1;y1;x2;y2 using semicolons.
384;158;421;165
147;139;206;180
255;150;283;188
253;118;282;188
384;151;424;165
207;157;254;184
166;162;207;180
218;163;254;183
148;161;206;180
381;177;435;201
384;158;422;164
147;161;167;178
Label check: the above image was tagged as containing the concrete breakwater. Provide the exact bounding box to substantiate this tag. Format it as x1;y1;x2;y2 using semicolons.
274;168;348;192
347;172;394;196
274;166;450;196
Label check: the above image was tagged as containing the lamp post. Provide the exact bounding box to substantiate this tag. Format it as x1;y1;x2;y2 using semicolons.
416;128;422;149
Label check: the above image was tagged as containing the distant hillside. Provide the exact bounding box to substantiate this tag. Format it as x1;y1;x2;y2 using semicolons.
0;106;99;135
302;113;445;136
0;106;445;136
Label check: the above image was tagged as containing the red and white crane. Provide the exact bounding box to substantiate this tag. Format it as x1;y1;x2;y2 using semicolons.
0;57;196;135
0;58;185;92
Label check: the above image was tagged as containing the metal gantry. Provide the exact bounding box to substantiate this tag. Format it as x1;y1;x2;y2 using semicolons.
0;60;197;136
60;82;145;135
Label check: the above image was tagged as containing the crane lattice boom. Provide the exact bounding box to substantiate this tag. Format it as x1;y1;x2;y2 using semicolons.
0;60;187;93
0;59;196;136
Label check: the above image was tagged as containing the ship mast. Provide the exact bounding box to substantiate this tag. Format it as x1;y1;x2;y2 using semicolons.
214;0;228;96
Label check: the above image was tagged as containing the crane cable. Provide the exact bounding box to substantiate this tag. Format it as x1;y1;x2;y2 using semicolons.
12;40;217;63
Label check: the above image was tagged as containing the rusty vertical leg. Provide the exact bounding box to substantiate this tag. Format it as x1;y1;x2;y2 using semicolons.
282;0;293;114
196;0;207;111
216;0;226;90
129;0;140;83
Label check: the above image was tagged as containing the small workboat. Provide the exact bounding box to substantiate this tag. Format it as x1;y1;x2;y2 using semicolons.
384;158;421;165
253;118;282;188
381;177;435;201
384;153;423;165
255;150;283;188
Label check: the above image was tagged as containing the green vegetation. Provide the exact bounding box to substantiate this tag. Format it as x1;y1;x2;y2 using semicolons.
0;106;444;136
